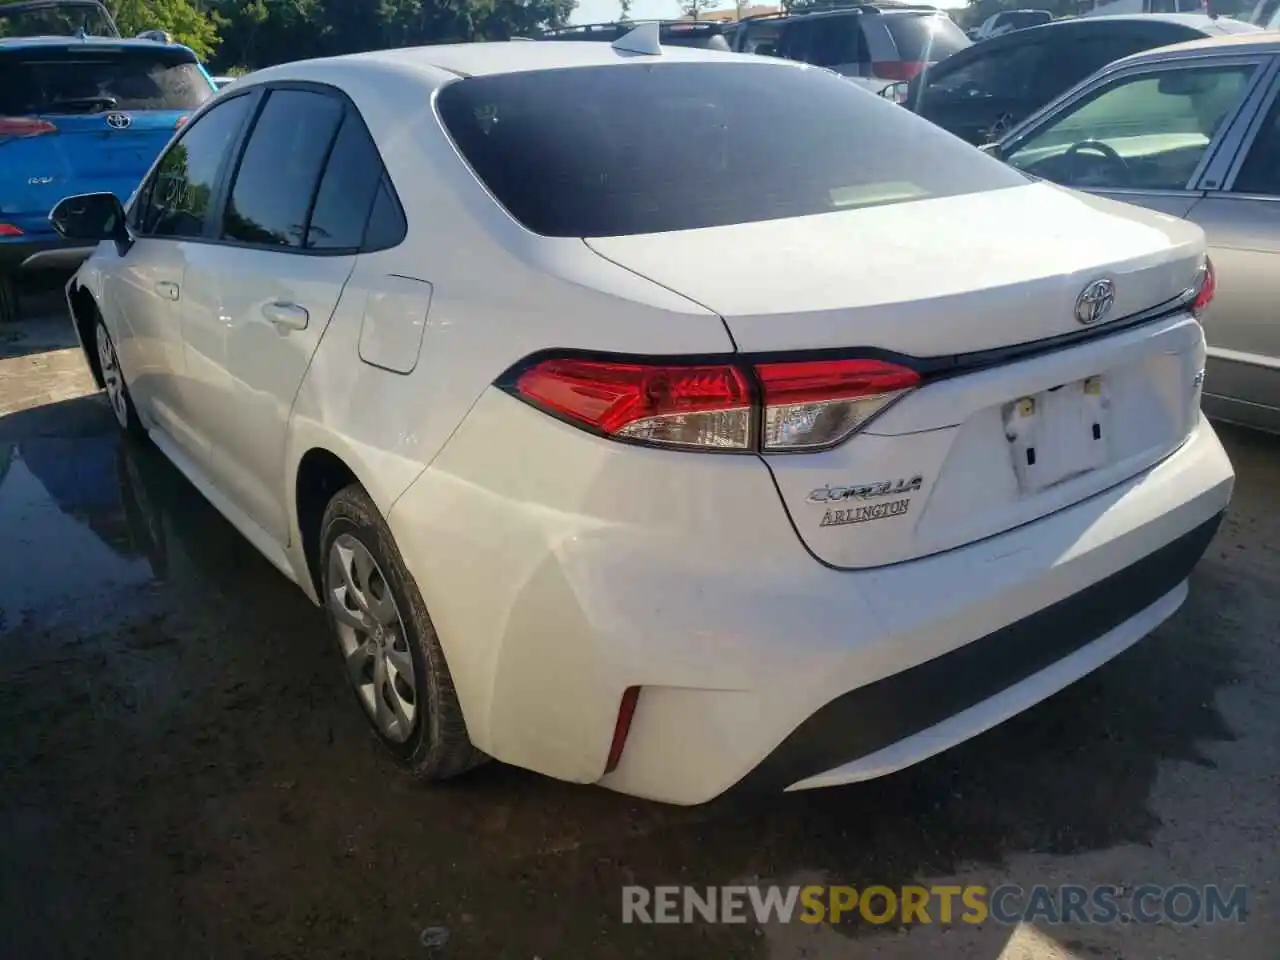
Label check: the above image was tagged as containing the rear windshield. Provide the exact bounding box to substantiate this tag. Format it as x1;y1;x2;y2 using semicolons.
883;13;970;62
0;50;211;114
0;2;116;38
437;61;1025;237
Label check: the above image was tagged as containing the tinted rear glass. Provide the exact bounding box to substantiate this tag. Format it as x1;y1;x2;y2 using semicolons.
884;13;970;61
437;61;1025;237
0;50;211;114
0;2;116;38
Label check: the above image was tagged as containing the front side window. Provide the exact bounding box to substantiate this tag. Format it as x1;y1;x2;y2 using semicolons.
221;89;344;248
437;61;1027;238
140;93;253;239
1005;63;1258;192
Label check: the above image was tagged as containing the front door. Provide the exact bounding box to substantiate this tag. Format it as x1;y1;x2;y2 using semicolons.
109;90;257;455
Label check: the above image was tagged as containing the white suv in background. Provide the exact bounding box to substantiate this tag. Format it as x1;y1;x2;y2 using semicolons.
55;32;1232;804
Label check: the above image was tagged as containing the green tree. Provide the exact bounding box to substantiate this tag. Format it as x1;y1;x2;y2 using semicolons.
109;0;221;59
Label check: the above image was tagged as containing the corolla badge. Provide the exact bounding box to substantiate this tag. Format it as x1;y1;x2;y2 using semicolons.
1074;278;1116;326
807;476;923;504
105;112;132;130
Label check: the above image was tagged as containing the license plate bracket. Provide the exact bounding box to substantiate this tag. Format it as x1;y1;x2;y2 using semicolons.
1004;376;1109;495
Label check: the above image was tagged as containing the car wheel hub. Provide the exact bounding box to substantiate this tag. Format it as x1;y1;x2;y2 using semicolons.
327;533;417;743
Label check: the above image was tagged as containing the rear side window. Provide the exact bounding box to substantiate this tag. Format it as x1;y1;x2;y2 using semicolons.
307;114;396;250
222;89;344;248
437;61;1026;237
0;51;211;115
883;13;970;63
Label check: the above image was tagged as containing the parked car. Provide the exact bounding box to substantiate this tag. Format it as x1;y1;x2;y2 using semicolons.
989;32;1280;434
0;0;119;39
0;36;216;322
538;20;731;50
54;26;1231;804
968;8;1053;41
768;2;971;91
889;13;1260;145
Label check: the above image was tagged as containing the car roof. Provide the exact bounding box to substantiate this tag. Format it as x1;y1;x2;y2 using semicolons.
1109;28;1280;64
0;35;194;54
250;38;774;81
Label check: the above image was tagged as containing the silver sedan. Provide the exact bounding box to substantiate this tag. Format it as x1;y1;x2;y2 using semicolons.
991;33;1280;434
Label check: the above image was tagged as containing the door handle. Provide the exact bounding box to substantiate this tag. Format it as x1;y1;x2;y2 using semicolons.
261;301;309;333
154;280;180;301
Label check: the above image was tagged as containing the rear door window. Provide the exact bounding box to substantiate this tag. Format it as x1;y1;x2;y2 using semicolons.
1231;92;1280;195
883;14;969;63
0;49;212;115
221;89;344;249
805;18;867;68
437;61;1027;237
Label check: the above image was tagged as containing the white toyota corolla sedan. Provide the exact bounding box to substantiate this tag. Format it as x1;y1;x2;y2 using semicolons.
52;26;1233;805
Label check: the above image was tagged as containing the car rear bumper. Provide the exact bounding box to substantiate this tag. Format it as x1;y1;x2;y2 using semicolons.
0;235;96;274
389;392;1234;805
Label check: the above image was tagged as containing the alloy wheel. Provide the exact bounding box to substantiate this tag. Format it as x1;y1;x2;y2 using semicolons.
96;323;130;430
327;533;417;743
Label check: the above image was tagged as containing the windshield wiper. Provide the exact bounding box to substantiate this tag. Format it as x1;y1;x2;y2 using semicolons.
40;96;119;114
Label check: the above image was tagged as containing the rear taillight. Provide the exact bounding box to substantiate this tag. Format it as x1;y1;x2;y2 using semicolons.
756;358;919;451
0;116;57;140
515;358;754;449
1192;257;1216;318
509;355;919;453
872;61;925;82
0;224;22;237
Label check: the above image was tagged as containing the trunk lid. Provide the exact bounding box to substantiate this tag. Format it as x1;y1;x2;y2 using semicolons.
587;182;1209;568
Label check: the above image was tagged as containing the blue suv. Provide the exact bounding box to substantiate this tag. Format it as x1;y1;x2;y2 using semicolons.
1;15;216;321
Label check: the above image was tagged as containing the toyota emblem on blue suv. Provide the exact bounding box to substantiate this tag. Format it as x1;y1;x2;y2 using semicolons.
105;112;132;130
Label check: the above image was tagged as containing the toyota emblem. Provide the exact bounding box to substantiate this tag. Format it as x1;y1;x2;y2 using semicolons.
105;112;132;130
1074;278;1116;327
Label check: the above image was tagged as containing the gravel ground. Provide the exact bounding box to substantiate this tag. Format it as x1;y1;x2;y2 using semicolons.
1;309;1276;959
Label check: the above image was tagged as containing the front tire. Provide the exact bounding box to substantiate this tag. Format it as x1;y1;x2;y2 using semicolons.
320;483;486;780
95;318;146;440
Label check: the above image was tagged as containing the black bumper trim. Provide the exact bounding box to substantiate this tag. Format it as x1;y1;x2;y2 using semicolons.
738;512;1223;793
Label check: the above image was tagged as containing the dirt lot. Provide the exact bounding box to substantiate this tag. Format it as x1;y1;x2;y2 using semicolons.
1;306;1277;960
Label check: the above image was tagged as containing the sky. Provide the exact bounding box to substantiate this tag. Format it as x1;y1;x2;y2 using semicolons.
569;0;970;24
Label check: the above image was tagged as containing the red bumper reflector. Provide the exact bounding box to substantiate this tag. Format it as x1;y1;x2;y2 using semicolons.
605;686;641;774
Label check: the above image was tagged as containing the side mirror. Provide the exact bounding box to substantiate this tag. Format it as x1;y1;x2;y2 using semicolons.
880;81;910;104
50;192;128;244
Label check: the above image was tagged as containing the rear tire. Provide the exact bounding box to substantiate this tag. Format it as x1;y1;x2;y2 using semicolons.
94;316;147;440
0;273;19;325
320;483;486;780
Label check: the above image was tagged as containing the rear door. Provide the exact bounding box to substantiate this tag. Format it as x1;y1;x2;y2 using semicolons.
0;44;213;240
178;85;386;543
1180;70;1280;430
